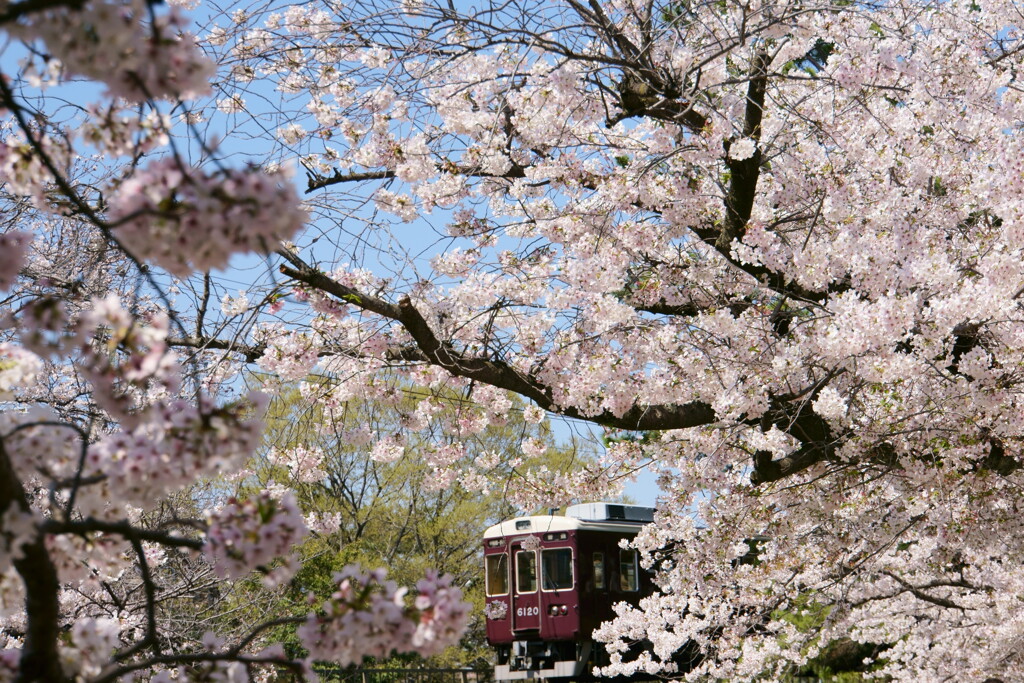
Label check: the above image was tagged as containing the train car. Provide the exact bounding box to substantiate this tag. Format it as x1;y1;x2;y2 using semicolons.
482;503;657;681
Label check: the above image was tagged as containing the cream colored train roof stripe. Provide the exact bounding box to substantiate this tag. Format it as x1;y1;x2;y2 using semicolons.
483;515;649;539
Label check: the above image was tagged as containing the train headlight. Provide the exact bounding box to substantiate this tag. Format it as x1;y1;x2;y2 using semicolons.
560;605;568;615
548;605;558;615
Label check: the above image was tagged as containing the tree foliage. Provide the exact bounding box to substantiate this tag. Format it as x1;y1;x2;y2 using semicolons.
236;380;592;666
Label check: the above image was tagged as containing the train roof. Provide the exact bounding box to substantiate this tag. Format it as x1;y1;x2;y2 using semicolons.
483;502;655;539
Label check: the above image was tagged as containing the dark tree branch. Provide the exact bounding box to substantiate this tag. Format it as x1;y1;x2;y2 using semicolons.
42;518;204;550
0;440;66;683
751;443;827;485
304;161;526;194
115;534;162;661
306;168;395;193
633;298;754;318
279;257;717;431
195;274;211;339
0;0;86;23
880;571;968;611
718;49;770;252
750;380;841;484
167;335;266;363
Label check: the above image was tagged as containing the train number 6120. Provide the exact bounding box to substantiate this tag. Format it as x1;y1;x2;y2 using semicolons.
516;606;539;617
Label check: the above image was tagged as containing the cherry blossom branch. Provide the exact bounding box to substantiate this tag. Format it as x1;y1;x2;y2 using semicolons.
877;571;971;611
0;75;193;341
278;256;719;431
565;0;708;131
751;443;828;485
304;158;528;193
116;535;162;661
718;48;770;252
0;439;64;682
0;0;86;24
167;335;267;363
274;253;852;475
41;518;204;550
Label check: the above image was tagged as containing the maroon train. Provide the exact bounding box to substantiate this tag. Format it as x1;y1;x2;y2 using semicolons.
482;503;657;681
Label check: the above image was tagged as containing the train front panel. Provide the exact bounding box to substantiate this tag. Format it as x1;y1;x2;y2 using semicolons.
483;505;655;681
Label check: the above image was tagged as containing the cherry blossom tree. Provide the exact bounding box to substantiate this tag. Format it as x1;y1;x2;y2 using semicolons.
4;0;1024;680
0;0;470;680
175;0;1024;680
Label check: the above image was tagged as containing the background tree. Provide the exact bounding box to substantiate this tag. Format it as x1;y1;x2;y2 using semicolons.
226;378;597;667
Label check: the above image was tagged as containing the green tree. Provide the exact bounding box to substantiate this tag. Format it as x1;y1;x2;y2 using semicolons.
229;374;595;666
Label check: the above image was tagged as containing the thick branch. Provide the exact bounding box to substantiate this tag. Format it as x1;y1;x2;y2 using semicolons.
167;336;266;363
0;0;86;23
42;518;204;550
0;440;66;683
751;443;826;485
634;298;753;318
305;161;526;194
880;571;968;611
718;49;770;251
280;259;717;430
751;397;837;485
306;168;395;193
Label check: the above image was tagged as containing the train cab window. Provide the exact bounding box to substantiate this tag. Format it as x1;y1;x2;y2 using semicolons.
619;549;638;592
541;548;573;591
486;554;509;596
592;553;605;589
516;550;537;593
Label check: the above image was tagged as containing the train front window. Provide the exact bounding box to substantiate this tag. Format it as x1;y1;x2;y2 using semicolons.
486;554;508;596
541;548;573;591
516;550;537;593
620;549;638;592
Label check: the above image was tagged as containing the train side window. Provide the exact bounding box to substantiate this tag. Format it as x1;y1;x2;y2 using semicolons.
593;552;605;589
541;548;573;591
516;550;537;593
486;554;509;596
619;549;638;592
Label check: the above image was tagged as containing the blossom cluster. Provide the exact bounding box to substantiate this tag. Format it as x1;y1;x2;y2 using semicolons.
88;393;268;509
63;618;121;680
74;294;179;423
203;491;308;580
108;159;307;277
268;445;326;483
9;0;214;102
483;600;507;620
0;345;41;399
0;135;66;207
255;328;321;381
297;566;469;666
0;233;28;291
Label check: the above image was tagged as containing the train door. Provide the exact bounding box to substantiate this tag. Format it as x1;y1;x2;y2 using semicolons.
511;543;541;631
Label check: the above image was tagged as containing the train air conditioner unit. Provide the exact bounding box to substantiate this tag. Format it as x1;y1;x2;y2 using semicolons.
564;503;655;524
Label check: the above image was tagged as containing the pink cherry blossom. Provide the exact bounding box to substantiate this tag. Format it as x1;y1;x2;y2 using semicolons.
108;159;307;277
